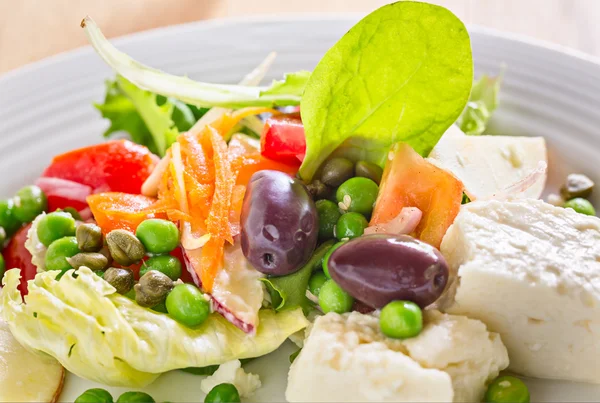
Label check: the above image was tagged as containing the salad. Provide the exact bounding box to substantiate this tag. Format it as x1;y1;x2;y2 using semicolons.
1;2;598;402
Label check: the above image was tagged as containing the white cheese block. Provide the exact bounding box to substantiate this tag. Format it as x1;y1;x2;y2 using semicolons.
286;310;508;402
440;199;600;383
0;319;64;402
427;126;547;200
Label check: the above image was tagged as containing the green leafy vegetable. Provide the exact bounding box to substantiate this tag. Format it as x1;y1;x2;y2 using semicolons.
82;17;309;108
1;268;308;387
96;76;187;156
457;74;502;135
261;240;334;313
299;1;473;180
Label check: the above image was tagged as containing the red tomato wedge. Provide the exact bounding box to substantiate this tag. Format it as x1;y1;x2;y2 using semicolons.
43;140;158;194
35;177;92;212
370;143;464;248
87;192;172;234
260;113;305;165
3;224;36;296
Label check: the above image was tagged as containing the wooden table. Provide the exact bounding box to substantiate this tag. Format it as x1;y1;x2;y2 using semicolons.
2;0;599;73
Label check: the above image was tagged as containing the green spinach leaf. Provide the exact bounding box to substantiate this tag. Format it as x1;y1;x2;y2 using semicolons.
299;1;473;180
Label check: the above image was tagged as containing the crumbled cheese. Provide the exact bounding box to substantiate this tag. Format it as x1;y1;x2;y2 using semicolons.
200;360;261;398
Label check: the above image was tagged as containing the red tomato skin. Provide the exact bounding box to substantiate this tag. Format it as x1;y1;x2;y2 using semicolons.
42;140;158;194
35;177;92;212
3;224;36;296
260;113;306;165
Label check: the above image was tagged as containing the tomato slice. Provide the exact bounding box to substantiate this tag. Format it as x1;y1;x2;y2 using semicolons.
3;224;36;296
35;177;92;212
42;140;158;194
87;192;170;234
260;113;305;165
370;143;463;248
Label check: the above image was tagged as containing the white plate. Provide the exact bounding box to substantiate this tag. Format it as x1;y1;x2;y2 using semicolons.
2;15;600;402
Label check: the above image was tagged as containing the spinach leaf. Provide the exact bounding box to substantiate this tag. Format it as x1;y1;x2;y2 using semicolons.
457;74;502;135
261;240;335;314
299;1;473;180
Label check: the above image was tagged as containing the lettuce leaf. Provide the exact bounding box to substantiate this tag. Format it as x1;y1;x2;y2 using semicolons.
1;268;308;387
260;240;334;314
95;76;194;156
457;74;502;136
298;2;473;180
82;17;309;109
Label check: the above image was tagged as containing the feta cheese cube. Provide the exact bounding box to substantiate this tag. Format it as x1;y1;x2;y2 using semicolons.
440;199;600;383
286;310;508;402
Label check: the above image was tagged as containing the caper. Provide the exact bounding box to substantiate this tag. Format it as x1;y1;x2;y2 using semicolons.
306;179;333;201
320;158;354;187
134;270;174;307
106;229;145;266
561;173;594;200
103;267;135;295
67;252;109;271
76;223;103;252
99;245;113;267
355;160;384;185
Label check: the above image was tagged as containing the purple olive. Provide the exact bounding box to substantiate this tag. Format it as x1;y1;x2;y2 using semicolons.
327;234;448;308
241;170;318;276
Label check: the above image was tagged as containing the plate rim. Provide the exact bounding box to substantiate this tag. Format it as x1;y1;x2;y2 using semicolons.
3;13;600;84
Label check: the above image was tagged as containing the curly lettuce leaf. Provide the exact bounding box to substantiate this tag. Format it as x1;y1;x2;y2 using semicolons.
82;17;309;108
457;74;502;136
298;2;473;180
95;76;188;156
1;268;308;387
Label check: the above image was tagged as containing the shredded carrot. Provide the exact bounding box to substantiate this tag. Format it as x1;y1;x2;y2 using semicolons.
199;236;225;291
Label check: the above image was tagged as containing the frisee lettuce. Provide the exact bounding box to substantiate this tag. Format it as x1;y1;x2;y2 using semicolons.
82;17;309;109
457;74;502;135
95;76;201;156
298;1;473;180
1;268;308;387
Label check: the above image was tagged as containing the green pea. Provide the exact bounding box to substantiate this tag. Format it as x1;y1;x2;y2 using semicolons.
0;254;5;280
355;160;383;185
380;300;423;339
140;255;182;281
0;227;6;246
13;186;47;223
135;219;180;254
336;177;379;215
75;388;114;403
318;279;354;314
320;157;354;187
322;241;345;278
563;197;595;216
0;199;21;235
116;391;156;403
36;212;76;247
336;212;368;240
484;376;530;403
204;383;240;403
166;284;210;327
308;271;328;296
315;199;341;240
45;237;80;272
57;207;82;221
